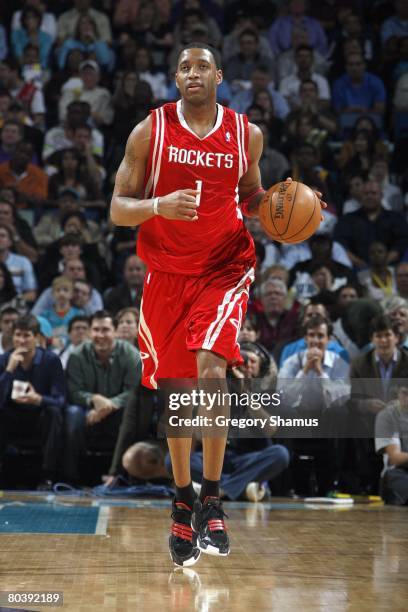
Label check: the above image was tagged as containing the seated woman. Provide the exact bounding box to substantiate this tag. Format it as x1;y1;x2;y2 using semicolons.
48;148;102;204
57;15;114;72
11;6;53;69
337;115;388;174
112;71;153;146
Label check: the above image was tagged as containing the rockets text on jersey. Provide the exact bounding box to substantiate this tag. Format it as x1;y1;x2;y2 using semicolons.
137;101;255;276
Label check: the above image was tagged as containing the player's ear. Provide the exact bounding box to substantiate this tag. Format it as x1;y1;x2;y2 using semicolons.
216;69;223;86
175;72;180;90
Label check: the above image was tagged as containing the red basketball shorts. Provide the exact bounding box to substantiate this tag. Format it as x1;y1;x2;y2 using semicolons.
138;266;254;388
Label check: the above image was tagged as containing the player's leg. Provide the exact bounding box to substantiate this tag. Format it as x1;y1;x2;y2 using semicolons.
197;350;228;494
187;266;254;557
191;349;230;556
138;270;200;566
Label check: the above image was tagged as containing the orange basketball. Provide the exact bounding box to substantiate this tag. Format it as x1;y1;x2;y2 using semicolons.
258;180;322;243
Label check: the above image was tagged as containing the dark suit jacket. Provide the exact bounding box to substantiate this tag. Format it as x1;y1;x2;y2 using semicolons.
104;283;142;316
350;348;408;406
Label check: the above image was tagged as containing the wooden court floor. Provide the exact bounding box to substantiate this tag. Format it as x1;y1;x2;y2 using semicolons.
0;494;407;612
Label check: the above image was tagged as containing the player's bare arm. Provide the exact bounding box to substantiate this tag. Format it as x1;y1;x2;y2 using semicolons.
237;122;265;218
110;115;200;227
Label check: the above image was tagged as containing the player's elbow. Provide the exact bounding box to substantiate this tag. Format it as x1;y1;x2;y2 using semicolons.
110;198;122;226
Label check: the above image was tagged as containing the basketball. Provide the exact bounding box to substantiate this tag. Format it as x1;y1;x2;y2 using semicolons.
258;180;322;243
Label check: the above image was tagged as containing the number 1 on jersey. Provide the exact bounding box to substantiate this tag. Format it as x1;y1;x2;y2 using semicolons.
195;180;202;207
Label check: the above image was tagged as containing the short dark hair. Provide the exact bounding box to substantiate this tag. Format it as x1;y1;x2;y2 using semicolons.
303;314;332;336
12;314;40;335
68;314;90;333
370;315;399;337
0;306;18;320
21;6;41;29
177;43;222;69
90;310;114;326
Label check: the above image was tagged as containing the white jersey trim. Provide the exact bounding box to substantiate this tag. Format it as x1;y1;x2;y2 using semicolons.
144;108;162;198
152;106;165;196
176;100;224;140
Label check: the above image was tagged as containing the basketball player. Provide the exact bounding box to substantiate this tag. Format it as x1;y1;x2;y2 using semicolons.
110;43;325;567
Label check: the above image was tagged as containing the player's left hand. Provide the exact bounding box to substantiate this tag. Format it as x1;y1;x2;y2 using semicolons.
286;177;327;221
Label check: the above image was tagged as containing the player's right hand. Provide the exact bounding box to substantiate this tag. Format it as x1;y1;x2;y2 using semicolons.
157;189;199;221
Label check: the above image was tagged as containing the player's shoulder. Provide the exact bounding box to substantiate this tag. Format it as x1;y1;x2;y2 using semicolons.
247;121;263;142
128;102;177;143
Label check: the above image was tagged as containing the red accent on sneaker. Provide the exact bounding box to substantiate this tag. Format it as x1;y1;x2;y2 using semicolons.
202;496;219;504
208;519;226;532
175;501;192;511
172;523;193;541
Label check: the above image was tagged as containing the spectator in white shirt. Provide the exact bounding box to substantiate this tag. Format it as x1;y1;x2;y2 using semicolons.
279;44;330;110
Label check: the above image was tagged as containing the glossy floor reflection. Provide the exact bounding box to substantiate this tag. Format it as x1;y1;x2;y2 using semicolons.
0;494;407;611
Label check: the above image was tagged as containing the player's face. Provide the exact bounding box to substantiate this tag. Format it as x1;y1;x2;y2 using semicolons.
176;49;222;104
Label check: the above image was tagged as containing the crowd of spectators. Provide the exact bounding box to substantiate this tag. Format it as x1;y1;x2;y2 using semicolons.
0;0;408;504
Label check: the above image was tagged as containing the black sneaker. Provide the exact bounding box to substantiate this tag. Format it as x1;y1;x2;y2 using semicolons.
169;499;201;567
192;497;230;556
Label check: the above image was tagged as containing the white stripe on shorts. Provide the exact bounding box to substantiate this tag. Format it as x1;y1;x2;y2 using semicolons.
202;268;254;351
139;298;159;389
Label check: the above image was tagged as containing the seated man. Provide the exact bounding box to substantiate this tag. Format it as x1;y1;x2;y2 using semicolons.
249;278;298;353
65;310;141;484
278;301;349;367
277;314;350;493
0;314;65;488
334;180;408;269
375;386;408;506
332;52;386;115
350;314;408;492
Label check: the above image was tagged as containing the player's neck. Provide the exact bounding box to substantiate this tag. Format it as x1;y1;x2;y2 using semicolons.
180;99;218;137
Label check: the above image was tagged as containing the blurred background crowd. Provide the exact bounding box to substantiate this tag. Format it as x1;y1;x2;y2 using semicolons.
1;0;408;505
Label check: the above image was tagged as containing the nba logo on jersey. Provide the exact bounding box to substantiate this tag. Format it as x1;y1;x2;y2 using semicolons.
225;131;231;142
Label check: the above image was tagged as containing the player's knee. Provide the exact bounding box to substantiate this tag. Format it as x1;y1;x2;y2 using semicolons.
197;350;227;379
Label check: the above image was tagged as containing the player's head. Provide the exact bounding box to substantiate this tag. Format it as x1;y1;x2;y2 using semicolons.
175;43;222;104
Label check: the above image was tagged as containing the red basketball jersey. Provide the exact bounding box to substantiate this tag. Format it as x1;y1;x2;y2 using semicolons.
137;101;255;275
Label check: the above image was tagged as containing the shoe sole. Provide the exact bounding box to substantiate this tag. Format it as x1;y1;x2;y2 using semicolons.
198;538;230;556
170;549;201;567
